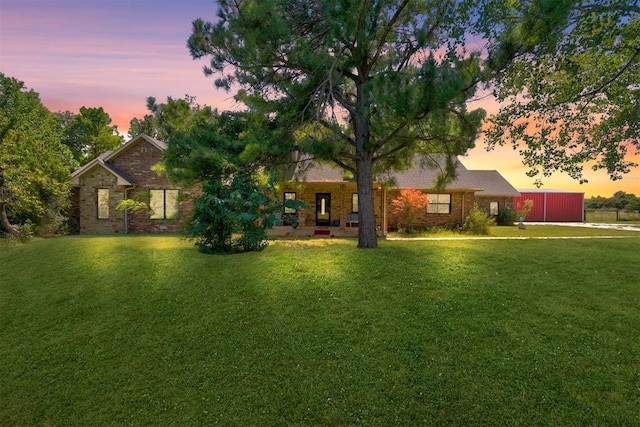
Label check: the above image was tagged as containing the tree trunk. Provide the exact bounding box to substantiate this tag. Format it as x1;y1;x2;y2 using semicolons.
356;153;378;248
0;201;19;236
354;83;378;249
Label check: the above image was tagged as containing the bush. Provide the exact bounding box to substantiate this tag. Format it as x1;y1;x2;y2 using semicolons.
390;189;428;233
496;205;515;226
187;172;279;254
462;204;495;235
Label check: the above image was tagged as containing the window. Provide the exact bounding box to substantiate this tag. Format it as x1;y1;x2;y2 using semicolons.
283;192;297;214
97;189;109;219
490;202;499;216
351;193;359;213
426;193;451;214
150;189;179;219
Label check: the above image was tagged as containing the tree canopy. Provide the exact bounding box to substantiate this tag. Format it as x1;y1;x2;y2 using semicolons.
188;0;637;248
58;106;124;165
486;1;639;185
131;96;295;252
0;74;74;236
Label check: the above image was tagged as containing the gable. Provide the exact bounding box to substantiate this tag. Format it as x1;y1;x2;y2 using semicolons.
71;134;165;186
71;154;133;186
105;134;166;163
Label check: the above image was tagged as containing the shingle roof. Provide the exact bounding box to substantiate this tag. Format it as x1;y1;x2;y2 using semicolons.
292;154;519;197
70;154;134;186
293;158;347;182
386;156;479;190
467;170;521;197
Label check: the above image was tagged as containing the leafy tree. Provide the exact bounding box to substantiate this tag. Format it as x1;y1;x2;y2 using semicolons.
128;96;195;141
608;191;639;211
188;171;279;253
187;0;634;248
486;1;639;185
585;195;608;209
624;194;640;214
60;106;123;164
128;114;158;140
137;96;290;252
0;74;74;236
390;189;428;233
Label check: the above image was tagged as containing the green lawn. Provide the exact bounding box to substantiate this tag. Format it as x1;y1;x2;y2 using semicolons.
1;235;639;425
585;209;640;224
387;224;640;239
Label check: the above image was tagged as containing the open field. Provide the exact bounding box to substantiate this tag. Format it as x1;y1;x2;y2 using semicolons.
1;235;639;425
585;209;640;224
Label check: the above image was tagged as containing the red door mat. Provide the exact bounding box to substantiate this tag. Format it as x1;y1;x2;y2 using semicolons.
314;229;331;236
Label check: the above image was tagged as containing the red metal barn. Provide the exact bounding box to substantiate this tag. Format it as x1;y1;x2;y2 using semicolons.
514;191;585;222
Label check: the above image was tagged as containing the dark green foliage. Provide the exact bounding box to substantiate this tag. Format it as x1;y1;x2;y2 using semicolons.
496;205;516;226
187;173;278;253
57;106;123;165
462;204;495;235
0;74;74;236
486;1;639;184
188;0;495;248
188;0;638;247
136;97;294;253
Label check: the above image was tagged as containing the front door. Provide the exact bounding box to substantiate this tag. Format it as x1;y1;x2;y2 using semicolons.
315;193;331;226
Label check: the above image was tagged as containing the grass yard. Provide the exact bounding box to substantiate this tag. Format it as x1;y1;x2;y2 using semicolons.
387;224;640;239
585;209;640;224
1;235;639;425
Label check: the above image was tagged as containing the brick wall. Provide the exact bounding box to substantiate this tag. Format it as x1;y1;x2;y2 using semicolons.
116;140;196;234
75;139;197;234
475;197;515;216
386;189;475;230
77;166;125;234
279;182;383;229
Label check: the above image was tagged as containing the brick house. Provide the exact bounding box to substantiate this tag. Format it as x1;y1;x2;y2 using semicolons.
276;155;519;235
70;134;196;234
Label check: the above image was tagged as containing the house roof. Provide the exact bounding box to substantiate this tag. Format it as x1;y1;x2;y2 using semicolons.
70;134;164;186
293;158;347;182
291;154;519;196
386;156;480;191
70;154;134;186
467;170;521;197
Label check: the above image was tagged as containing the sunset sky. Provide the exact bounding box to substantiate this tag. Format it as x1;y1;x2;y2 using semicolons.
2;0;638;198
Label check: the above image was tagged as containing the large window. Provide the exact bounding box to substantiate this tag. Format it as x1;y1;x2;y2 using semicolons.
283;192;297;214
351;193;359;213
150;189;179;219
97;189;109;219
427;193;451;214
